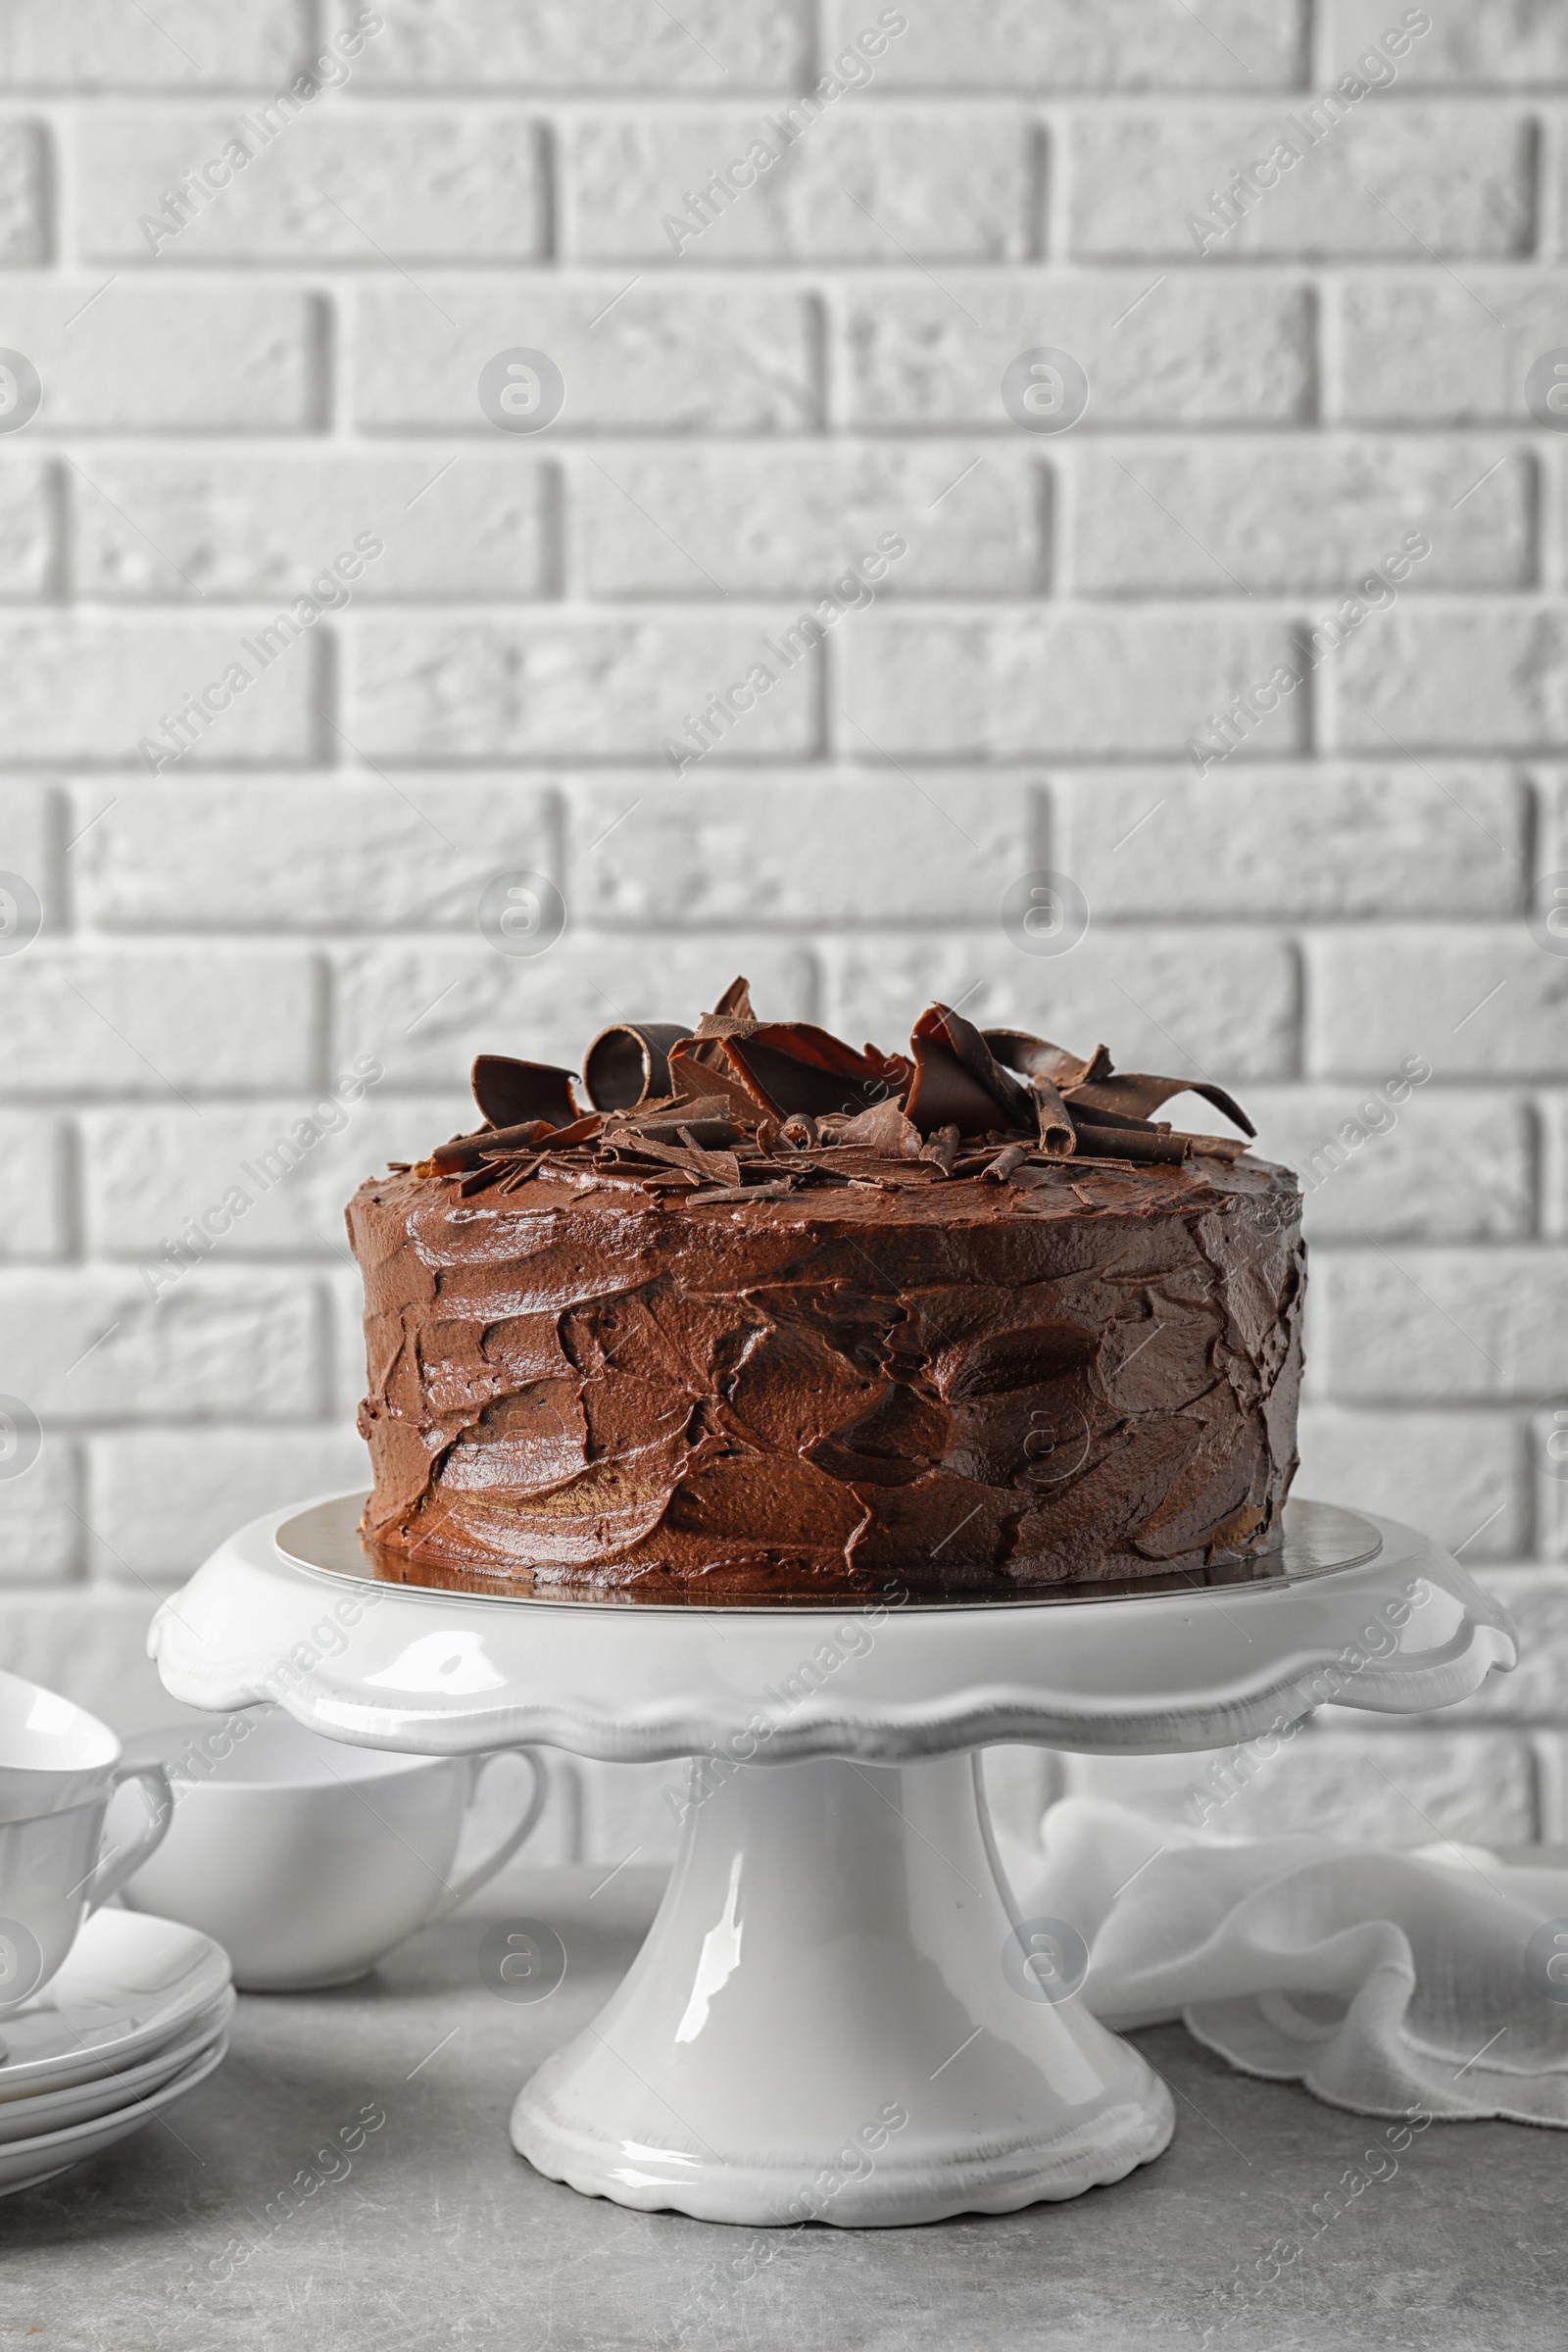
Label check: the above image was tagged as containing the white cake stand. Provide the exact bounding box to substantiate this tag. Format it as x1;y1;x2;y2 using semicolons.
149;1495;1514;2229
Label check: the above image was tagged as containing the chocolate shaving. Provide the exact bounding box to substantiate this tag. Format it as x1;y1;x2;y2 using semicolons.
538;1164;649;1195
456;1157;519;1198
598;1138;703;1174
675;1127;743;1186
919;1123;961;1175
1071;1119;1187;1164
687;1179;796;1204
623;1111;746;1149
983;1145;1029;1182
797;1146;940;1188
471;1054;579;1131
534;1112;605;1149
1066;1101;1169;1134
815;1099;923;1157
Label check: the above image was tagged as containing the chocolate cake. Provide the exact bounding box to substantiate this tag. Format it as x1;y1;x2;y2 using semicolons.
347;982;1303;1601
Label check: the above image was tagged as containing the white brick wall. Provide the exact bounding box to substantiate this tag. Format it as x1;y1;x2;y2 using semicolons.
1;0;1565;1867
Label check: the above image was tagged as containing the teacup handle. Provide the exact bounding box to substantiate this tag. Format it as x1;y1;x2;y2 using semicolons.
425;1748;550;1924
89;1761;174;1913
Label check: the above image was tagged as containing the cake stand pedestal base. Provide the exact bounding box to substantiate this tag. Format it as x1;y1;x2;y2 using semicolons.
514;1751;1172;2226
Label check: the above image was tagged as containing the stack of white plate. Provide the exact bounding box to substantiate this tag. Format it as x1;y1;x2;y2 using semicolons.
0;1909;231;2195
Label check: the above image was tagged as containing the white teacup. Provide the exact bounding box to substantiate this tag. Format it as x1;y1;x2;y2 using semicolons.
119;1713;549;1991
0;1670;173;2032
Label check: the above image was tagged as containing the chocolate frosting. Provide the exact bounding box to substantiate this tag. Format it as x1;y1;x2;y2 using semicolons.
349;981;1303;1600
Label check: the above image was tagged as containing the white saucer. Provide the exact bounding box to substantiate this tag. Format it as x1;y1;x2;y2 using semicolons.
0;1910;231;2098
0;2001;231;2144
0;2036;227;2196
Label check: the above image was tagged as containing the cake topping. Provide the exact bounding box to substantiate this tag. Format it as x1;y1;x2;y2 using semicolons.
407;979;1256;1201
581;1021;694;1112
469;1053;578;1131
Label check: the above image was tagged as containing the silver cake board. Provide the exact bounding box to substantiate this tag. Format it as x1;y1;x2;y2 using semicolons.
274;1493;1382;1613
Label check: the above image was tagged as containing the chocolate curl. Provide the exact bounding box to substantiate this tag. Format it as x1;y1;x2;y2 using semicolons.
985;1030;1113;1093
1068;1069;1255;1139
984;1024;1255;1141
456;1157;526;1199
711;974;756;1022
1030;1076;1077;1156
1065;1101;1166;1133
582;1021;695;1112
471;1054;580;1131
666;1038;772;1120
673;1128;743;1185
905;1004;1034;1137
428;1118;555;1173
669;980;764;1105
983;1145;1029;1182
619;1108;745;1148
686;977;760;1064
779;1113;817;1150
1071;1116;1187;1164
814;1099;923;1157
905;1038;1001;1135
722;1023;910;1120
688;1178;796;1204
669;982;912;1125
530;1112;605;1149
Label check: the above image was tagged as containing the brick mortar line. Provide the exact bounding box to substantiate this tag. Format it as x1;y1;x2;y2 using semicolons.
3;766;1562;787
19;591;1551;608
19;88;1568;108
11;916;1562;936
13;261;1568;278
19;757;1567;771
14;595;1565;612
16;256;1567;277
13;430;1564;446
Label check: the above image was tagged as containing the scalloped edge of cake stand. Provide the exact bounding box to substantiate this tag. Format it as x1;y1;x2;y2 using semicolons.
147;1500;1516;1766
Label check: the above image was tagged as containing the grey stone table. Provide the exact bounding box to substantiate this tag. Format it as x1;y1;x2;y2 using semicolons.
0;1864;1561;2352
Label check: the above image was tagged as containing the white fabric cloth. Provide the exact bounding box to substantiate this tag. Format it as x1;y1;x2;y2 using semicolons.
1018;1798;1568;2126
